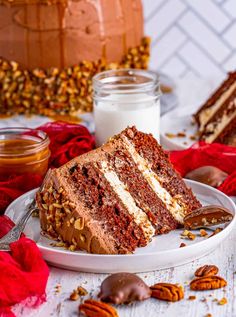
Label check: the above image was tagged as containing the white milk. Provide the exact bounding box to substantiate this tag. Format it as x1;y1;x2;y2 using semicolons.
94;93;160;146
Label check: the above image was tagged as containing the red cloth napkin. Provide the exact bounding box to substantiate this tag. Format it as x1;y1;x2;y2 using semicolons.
38;121;95;168
0;122;95;214
170;142;236;196
0;174;43;217
0;122;93;315
0;216;49;317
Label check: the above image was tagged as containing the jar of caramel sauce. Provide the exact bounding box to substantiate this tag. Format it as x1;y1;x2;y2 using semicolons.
0;128;50;180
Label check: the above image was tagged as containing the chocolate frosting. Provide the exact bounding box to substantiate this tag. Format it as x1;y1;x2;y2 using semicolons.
99;272;151;304
0;0;143;69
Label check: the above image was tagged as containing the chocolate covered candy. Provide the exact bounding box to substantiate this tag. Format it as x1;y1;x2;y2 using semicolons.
185;166;228;188
184;205;233;229
99;272;151;304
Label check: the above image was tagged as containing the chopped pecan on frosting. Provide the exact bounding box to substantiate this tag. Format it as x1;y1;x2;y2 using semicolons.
0;37;150;117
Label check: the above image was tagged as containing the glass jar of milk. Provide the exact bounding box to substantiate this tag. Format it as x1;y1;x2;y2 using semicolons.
93;69;161;146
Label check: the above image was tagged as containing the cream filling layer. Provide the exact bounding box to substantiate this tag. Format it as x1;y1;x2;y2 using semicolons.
121;136;186;224
199;81;236;131
204;101;236;143
100;161;155;240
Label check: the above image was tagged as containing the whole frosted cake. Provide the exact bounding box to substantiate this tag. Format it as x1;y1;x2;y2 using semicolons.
0;0;150;116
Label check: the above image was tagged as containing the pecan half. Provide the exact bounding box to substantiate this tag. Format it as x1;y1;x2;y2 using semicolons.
184;205;233;229
190;276;227;291
150;283;184;302
79;299;119;317
195;265;219;277
218;297;227;305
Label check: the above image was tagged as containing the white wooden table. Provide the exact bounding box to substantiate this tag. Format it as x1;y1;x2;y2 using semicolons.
2;78;235;317
12;222;236;317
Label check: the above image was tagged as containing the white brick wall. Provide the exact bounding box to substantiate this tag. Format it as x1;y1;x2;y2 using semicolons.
143;0;236;79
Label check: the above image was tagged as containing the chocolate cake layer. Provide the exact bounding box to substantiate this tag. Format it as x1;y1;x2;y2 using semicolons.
194;72;236;146
214;116;236;145
200;96;236;144
37;127;201;255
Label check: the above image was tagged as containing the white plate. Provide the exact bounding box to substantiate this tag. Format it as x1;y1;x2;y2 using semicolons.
5;180;236;273
160;105;198;150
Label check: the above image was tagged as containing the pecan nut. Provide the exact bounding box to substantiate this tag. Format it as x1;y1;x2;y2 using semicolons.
184;205;233;229
79;299;119;317
194;265;219;277
190;276;227;291
74;217;85;230
150;283;184;302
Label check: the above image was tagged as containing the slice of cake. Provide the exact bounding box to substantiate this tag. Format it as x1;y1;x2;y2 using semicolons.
194;72;236;146
36;127;201;254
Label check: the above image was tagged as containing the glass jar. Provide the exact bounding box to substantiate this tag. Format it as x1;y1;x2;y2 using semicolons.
0;128;50;180
93;69;161;146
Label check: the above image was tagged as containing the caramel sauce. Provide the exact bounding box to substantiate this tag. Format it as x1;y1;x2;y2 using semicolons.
0;139;50;178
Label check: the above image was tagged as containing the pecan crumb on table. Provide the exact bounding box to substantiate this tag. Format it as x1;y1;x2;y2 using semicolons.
201;297;207;302
69;286;88;301
218;297;227;305
77;286;88;296
55;284;62;294
165;132;176;138
69;290;79;301
177;132;186;137
165;132;186;138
